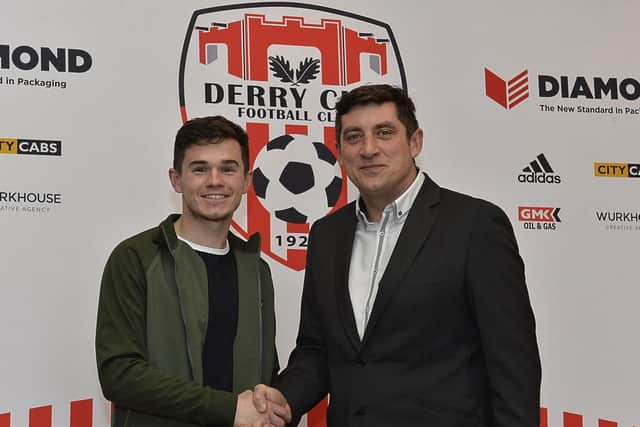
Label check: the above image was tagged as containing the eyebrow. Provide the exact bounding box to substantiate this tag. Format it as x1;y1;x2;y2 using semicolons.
342;121;398;134
373;121;397;130
187;159;240;168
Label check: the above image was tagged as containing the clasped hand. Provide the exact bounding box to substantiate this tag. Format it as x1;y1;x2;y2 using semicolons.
234;384;291;427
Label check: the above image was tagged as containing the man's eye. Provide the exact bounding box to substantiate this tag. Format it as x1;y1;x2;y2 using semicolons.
378;128;395;138
192;167;206;174
344;133;362;143
221;167;237;174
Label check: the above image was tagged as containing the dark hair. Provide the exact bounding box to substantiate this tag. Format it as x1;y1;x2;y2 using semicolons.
334;84;419;143
173;116;249;173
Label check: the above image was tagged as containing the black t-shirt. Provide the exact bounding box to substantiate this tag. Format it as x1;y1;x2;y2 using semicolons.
196;249;239;393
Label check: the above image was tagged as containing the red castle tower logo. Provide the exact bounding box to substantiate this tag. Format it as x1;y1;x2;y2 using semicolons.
179;3;406;271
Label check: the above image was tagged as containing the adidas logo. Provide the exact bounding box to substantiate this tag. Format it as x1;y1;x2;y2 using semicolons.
517;153;561;184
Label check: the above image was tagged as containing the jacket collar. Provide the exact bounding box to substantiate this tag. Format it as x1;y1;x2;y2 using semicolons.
360;173;441;347
158;213;261;255
334;173;441;350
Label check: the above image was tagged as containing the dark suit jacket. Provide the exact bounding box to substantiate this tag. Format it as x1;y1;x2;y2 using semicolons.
276;174;541;427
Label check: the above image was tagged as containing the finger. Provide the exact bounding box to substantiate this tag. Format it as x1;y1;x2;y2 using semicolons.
268;412;286;427
252;385;268;412
285;403;292;422
267;389;287;406
269;402;290;421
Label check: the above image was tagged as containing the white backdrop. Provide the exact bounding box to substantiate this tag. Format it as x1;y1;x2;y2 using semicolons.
1;1;638;426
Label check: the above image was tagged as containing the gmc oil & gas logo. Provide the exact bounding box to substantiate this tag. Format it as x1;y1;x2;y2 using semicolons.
0;138;62;156
179;3;406;270
517;153;561;184
485;66;640;116
518;206;561;231
594;162;640;178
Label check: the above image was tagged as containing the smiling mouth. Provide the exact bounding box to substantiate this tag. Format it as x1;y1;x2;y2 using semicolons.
360;165;385;172
203;194;228;200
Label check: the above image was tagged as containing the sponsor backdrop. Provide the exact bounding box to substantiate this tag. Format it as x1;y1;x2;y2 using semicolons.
1;1;637;426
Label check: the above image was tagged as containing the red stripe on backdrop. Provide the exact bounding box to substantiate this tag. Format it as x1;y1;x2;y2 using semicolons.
0;413;9;427
563;412;583;427
285;125;308;136
287;222;310;233
307;396;328;427
70;399;93;427
598;419;618;427
29;405;52;427
540;407;548;427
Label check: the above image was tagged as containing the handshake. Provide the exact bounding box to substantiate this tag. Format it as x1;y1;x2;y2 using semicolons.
234;384;293;427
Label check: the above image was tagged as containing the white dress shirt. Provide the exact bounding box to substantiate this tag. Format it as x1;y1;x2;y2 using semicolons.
348;171;425;339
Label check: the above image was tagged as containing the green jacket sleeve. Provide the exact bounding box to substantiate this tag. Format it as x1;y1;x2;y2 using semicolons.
95;242;237;426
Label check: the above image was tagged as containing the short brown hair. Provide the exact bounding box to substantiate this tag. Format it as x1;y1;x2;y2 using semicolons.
173;116;249;173
334;84;419;143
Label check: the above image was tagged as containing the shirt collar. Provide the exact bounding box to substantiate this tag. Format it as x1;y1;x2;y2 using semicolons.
177;235;230;255
355;170;425;228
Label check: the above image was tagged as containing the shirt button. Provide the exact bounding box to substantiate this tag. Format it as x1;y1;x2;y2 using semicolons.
379;231;384;236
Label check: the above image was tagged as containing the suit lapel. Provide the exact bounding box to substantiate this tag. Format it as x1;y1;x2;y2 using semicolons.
361;175;441;346
333;203;361;351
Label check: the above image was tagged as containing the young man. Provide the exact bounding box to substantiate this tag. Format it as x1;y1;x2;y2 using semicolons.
96;116;290;427
255;84;541;426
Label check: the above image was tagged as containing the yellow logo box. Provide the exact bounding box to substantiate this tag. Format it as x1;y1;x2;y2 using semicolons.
594;162;628;177
0;138;18;154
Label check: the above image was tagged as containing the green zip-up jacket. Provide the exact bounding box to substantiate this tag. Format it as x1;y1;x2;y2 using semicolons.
96;214;278;427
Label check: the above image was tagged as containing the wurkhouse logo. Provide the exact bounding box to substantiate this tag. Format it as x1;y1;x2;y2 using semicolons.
518;206;561;231
484;68;529;110
0;138;62;156
517;153;561;184
595;210;640;232
0;190;63;215
594;162;640;178
179;3;406;270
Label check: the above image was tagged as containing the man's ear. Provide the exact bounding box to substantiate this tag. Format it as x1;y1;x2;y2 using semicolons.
410;128;424;159
242;170;253;194
169;168;182;193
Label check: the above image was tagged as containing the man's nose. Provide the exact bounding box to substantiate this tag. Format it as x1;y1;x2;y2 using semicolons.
360;134;378;157
206;169;223;185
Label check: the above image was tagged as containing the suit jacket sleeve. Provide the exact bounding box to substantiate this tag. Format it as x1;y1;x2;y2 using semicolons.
466;201;541;427
275;223;330;424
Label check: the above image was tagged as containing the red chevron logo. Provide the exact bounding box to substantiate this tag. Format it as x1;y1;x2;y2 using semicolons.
485;67;529;109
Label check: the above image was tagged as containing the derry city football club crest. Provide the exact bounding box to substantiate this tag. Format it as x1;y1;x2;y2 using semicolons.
179;2;407;270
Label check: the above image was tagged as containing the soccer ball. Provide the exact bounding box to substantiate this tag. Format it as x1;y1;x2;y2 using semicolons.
252;134;343;224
